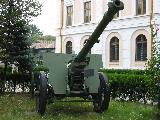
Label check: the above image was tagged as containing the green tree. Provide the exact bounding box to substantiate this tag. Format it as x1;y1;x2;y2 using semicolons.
28;24;56;42
146;25;160;109
0;0;42;93
44;35;56;41
41;35;56;41
29;24;43;42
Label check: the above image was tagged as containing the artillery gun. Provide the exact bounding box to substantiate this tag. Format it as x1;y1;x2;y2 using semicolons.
35;0;124;115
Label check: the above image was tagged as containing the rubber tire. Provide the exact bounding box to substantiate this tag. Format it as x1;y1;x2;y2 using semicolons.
36;72;48;115
93;72;110;113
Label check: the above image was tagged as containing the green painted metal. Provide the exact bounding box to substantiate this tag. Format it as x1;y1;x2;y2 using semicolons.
84;55;103;93
41;53;102;94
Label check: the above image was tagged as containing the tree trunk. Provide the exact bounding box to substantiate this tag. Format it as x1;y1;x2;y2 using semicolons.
30;72;35;98
0;62;8;94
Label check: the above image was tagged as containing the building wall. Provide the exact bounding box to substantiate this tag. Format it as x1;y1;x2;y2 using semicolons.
121;0;133;16
31;40;56;49
74;0;82;25
56;0;160;69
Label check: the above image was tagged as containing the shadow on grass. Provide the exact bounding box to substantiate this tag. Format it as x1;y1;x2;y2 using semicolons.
46;102;96;116
154;112;160;120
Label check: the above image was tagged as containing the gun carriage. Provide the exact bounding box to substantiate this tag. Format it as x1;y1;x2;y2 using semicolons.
34;0;124;115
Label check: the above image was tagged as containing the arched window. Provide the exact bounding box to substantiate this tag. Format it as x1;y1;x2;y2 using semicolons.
110;37;119;62
66;41;72;54
135;34;147;61
84;39;91;54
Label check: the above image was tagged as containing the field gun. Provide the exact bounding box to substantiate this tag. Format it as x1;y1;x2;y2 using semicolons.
35;0;124;115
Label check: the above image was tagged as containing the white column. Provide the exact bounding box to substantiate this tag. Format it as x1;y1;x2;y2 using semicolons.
55;0;62;53
56;0;62;29
119;29;133;69
55;36;61;53
154;0;160;13
132;0;136;16
73;35;81;54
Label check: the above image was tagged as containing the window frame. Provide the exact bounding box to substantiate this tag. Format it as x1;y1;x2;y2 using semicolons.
66;5;73;26
84;39;91;54
84;1;91;23
110;37;119;62
135;34;147;61
136;0;146;15
66;41;72;54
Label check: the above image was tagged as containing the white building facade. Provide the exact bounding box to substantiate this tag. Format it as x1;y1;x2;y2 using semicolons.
55;0;160;69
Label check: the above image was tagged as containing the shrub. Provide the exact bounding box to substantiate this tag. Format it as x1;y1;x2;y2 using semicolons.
33;66;49;82
101;69;154;103
0;66;12;74
145;33;160;108
33;66;49;73
100;69;146;75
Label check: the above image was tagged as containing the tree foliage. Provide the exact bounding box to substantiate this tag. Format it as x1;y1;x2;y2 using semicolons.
28;24;56;42
29;24;43;35
0;0;42;76
39;35;56;41
29;24;43;42
146;25;160;109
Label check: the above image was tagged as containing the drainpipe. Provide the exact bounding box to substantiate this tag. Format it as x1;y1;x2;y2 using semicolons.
150;0;153;57
60;0;64;53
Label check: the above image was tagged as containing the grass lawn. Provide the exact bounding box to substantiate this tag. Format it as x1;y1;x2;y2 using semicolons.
0;94;159;120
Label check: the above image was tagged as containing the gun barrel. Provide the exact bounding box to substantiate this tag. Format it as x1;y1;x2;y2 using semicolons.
74;0;124;62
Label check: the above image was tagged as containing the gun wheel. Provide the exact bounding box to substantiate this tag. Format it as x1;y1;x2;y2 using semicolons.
35;72;48;115
93;72;110;113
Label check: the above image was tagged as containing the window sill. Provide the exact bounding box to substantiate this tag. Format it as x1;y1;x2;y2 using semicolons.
112;14;150;22
135;60;147;62
134;61;146;66
135;14;146;17
66;25;73;28
131;14;149;19
83;22;91;25
109;62;119;66
113;17;119;20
